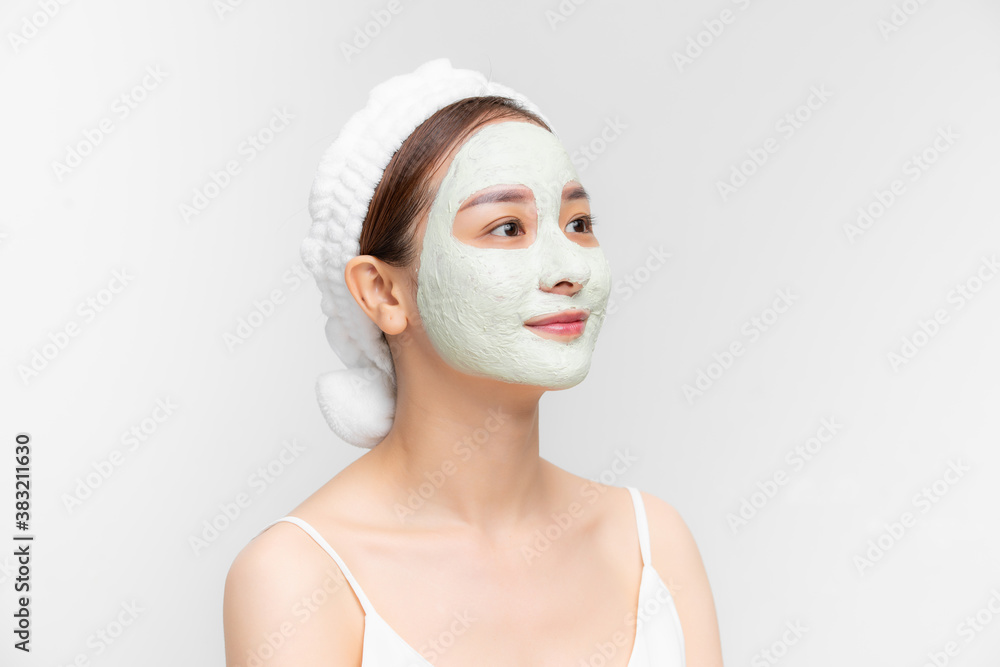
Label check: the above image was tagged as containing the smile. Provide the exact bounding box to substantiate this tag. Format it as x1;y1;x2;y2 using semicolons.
523;309;589;338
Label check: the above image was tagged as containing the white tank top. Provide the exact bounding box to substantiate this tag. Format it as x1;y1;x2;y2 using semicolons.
264;485;686;666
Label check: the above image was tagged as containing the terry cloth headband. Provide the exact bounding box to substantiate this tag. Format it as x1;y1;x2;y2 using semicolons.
300;57;553;448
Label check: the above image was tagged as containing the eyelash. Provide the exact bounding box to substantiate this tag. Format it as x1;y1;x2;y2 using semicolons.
568;214;598;234
488;215;599;237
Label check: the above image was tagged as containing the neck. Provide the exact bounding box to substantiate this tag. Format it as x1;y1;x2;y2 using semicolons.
368;364;551;535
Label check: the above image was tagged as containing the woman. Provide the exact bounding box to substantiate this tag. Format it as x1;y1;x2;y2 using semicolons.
224;58;724;666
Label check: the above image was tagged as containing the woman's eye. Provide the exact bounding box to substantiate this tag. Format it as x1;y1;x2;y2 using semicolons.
488;220;523;237
567;215;596;234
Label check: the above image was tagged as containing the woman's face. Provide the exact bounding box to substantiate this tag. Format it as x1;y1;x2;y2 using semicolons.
413;120;612;389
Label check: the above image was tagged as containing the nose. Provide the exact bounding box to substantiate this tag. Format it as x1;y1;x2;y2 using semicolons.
541;277;584;296
537;236;591;295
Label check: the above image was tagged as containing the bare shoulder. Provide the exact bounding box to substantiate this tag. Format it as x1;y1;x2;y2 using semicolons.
223;520;364;666
639;490;725;667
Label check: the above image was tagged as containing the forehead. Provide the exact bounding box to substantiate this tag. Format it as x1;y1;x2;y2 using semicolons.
435;120;579;207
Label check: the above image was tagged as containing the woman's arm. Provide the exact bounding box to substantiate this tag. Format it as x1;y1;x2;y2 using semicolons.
644;491;725;666
223;523;363;666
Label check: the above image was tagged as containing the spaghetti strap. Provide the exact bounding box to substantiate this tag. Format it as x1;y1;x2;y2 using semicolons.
625;486;652;567
262;516;377;617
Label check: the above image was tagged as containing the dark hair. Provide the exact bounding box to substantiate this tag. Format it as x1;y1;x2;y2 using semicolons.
359;96;551;268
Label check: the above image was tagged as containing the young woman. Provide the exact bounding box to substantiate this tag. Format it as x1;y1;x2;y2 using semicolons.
224;59;724;667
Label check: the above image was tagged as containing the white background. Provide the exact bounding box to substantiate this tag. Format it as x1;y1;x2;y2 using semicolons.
3;0;999;665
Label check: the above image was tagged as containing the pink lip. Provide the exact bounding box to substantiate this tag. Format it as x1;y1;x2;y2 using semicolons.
524;309;589;337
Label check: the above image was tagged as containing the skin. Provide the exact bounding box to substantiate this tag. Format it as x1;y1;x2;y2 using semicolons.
223;119;724;666
413;120;611;389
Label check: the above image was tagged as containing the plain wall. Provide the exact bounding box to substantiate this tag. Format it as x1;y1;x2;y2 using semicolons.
2;0;999;664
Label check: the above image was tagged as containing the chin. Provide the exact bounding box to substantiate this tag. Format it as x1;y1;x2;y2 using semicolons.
509;360;594;390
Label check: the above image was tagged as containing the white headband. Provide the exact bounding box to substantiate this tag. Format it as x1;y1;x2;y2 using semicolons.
301;58;552;448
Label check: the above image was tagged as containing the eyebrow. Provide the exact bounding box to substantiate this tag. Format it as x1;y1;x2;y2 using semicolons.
563;184;590;203
457;184;590;212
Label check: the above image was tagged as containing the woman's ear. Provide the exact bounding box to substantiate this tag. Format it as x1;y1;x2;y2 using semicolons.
344;255;410;336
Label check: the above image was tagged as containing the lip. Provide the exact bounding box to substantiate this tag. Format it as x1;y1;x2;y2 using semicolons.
524;309;590;337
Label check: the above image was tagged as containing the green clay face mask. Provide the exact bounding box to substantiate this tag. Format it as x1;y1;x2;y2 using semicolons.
415;121;612;388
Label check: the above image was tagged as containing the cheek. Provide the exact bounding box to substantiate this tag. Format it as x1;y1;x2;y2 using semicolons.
422;241;535;307
416;244;480;325
590;252;613;296
471;252;537;302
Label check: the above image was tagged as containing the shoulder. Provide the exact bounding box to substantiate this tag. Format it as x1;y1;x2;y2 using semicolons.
636;491;692;568
638;489;725;667
223;519;364;666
